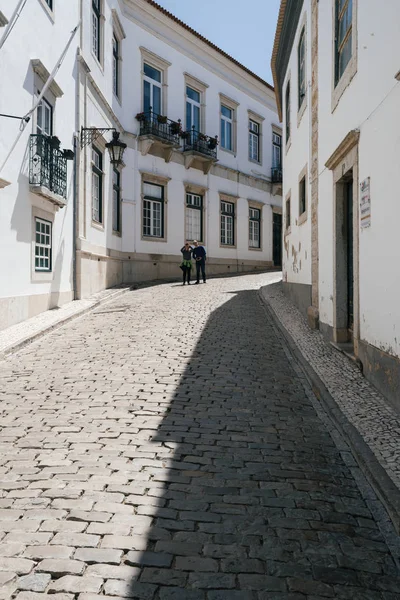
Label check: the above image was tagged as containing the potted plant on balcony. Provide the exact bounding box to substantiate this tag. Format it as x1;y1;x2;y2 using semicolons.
208;136;218;150
135;112;146;122
50;136;61;150
169;120;181;135
180;130;191;142
157;114;167;124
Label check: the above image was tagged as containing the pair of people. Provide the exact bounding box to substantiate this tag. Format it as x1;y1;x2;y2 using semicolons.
180;240;206;285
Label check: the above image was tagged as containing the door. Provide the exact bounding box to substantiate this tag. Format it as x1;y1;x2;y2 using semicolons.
346;181;354;333
273;213;282;267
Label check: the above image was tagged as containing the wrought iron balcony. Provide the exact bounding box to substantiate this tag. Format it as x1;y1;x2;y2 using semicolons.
29;134;68;200
136;110;182;145
182;127;218;159
271;167;283;183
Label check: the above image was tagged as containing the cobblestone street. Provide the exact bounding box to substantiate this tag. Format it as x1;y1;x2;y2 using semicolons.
1;272;400;599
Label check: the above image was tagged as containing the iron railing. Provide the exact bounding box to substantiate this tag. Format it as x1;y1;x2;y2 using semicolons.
271;167;282;183
29;134;68;199
182;127;218;159
136;110;182;145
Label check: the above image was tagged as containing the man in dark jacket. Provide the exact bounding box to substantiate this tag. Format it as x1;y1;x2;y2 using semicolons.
192;240;206;284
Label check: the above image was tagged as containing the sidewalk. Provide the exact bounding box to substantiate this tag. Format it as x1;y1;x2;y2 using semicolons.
0;285;133;359
260;281;400;533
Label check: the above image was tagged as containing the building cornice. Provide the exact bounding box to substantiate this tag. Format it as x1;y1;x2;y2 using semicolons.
325;130;360;170
122;0;277;110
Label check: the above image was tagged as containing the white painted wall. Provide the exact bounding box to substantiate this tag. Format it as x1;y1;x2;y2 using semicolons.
317;0;400;358
0;0;79;328
281;0;312;287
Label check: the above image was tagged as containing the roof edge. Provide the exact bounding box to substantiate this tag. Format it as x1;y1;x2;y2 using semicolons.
144;0;275;93
271;0;288;122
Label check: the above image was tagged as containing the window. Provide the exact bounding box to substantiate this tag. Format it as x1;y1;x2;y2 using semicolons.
45;0;53;9
112;169;121;233
113;35;119;98
220;105;233;151
36;96;53;136
335;0;352;84
92;146;103;224
272;133;282;168
286;196;291;230
143;182;164;238
299;175;306;215
249;120;260;162
220;201;235;246
143;63;162;116
35;218;52;271
285;81;291;143
249;208;261;249
186;193;203;241
298;28;306;109
186;86;201;133
92;0;101;61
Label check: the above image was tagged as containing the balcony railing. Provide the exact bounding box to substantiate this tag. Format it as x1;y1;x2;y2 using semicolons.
182;128;218;160
136;110;182;145
271;167;282;183
29;134;68;199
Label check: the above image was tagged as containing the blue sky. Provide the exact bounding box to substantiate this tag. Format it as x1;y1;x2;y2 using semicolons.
154;0;281;85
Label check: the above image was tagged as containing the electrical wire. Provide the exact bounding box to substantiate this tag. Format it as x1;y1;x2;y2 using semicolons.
0;0;29;52
0;22;80;177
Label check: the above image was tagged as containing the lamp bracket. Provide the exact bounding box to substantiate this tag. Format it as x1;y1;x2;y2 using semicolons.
80;127;116;148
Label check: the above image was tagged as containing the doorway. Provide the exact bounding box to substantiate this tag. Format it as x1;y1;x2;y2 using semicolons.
273;212;282;267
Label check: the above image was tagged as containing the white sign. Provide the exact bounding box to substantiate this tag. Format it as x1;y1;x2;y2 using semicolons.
360;177;371;229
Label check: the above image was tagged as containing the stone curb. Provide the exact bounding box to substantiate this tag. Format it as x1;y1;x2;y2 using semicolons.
258;287;400;535
0;286;134;361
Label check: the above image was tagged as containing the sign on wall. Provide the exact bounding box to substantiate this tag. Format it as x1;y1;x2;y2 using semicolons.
360;177;371;229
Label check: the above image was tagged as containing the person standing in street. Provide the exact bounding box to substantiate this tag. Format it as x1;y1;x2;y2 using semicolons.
193;240;206;284
180;242;193;285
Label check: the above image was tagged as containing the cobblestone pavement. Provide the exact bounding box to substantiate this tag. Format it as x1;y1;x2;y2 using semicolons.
261;282;400;494
1;272;400;600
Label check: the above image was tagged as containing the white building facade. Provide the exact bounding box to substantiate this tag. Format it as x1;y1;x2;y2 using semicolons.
0;0;282;330
272;0;400;404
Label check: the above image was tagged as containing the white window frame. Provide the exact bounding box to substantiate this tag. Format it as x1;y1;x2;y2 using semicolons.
186;86;201;133
140;48;171;118
220;200;235;246
220;105;233;151
113;35;120;99
92;146;103;224
92;0;102;63
186;193;203;242
36;95;53;136
142;182;164;238
249;120;260;163
298;27;306;110
272;132;282;169
143;63;162;116
249;207;261;249
219;94;239;154
34;217;52;272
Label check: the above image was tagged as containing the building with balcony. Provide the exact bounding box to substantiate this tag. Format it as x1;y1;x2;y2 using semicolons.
0;0;282;330
271;0;400;405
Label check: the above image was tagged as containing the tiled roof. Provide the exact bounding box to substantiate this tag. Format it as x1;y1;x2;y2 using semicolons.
144;0;275;92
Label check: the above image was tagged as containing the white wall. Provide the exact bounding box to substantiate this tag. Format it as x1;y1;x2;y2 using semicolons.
0;0;79;327
317;0;400;358
281;0;312;287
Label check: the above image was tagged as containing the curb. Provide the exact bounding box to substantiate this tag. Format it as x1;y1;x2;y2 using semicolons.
0;286;134;361
258;287;400;535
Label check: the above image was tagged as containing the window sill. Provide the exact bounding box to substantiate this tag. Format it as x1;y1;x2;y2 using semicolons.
285;226;291;237
141;236;167;243
298;211;308;226
285;138;292;154
249;158;262;166
91;220;104;231
39;0;55;22
32;269;54;283
91;52;104;74
220;244;236;249
332;55;357;113
249;246;262;251
112;229;122;237
113;92;122;107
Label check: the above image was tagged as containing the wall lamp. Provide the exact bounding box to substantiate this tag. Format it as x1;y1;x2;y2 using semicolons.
80;127;127;166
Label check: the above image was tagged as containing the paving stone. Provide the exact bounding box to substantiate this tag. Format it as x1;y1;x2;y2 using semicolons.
48;575;104;594
23;545;73;560
159;590;205;600
16;594;73;600
0;543;26;557
74;547;123;564
125;550;172;567
188;573;235;589
50;533;100;547
0;558;34;575
17;572;51;592
103;579;157;599
85;563;140;580
36;559;86;576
